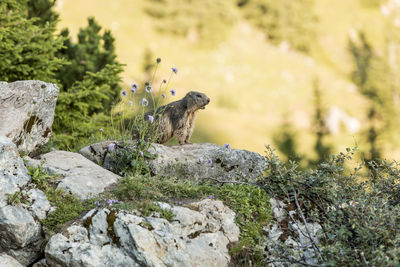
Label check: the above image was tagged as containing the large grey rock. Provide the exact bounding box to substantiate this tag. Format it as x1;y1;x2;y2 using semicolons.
25;151;121;199
0;205;43;266
0;136;31;208
80;141;267;181
0;253;23;267
44;199;240;267
0;81;59;154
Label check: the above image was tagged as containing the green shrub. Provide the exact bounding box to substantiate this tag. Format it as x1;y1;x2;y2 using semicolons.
261;145;400;266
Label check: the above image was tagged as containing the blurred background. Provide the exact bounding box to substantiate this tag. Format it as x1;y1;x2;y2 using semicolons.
2;0;400;166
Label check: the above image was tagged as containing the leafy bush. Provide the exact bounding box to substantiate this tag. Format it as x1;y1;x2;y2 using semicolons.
261;145;400;266
237;0;317;52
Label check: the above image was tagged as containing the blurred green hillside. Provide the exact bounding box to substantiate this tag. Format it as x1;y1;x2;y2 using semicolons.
56;0;395;157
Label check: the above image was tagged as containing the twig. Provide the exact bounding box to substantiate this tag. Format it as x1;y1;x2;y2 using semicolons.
203;177;265;188
293;188;325;262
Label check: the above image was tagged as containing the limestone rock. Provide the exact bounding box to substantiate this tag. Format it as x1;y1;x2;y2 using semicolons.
0;253;23;267
44;200;240;267
0;136;31;208
25;150;121;199
80;141;267;181
0;81;59;154
26;189;51;220
0;205;43;266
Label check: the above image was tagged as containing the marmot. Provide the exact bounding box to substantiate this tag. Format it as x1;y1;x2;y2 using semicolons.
144;91;210;145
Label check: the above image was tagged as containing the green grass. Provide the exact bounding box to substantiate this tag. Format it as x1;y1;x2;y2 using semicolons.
26;165;96;236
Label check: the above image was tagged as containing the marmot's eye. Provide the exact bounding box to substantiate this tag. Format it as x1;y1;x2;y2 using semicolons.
196;94;202;98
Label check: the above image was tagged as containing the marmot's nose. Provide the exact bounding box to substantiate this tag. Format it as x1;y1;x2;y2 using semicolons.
207;98;210;103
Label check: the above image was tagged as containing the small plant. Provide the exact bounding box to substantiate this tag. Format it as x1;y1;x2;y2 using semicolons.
105;57;179;175
6;191;23;205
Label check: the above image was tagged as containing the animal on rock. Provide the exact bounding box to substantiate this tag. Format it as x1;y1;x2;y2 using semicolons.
143;91;210;145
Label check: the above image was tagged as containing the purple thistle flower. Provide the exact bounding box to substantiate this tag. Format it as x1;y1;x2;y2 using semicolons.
207;158;212;165
121;90;127;97
172;67;178;75
178;201;183;205
108;143;116;151
198;157;204;164
148;115;154;123
170;89;176;96
162;93;166;99
224;144;231;151
208;195;215;199
145;85;153;93
131;83;138;92
107;199;112;206
139;151;144;157
142;98;149;107
94;201;100;206
99;128;104;132
129;100;134;106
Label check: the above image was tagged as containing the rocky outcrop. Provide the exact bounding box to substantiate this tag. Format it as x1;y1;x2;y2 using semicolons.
0;136;31;208
0;205;44;266
0;81;59;154
80;141;267;181
24;151;121;199
39;199;240;267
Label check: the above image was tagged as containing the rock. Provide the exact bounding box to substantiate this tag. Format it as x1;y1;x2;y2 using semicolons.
80;141;267;181
32;259;48;267
44;200;240;266
0;253;23;267
0;205;43;266
0;81;59;154
26;189;51;220
25;150;121;199
0;136;31;208
264;198;322;266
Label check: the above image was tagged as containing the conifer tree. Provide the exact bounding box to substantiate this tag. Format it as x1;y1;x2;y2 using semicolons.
310;79;332;166
0;0;66;82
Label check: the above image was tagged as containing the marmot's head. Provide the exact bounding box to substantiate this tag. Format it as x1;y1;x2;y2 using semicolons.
183;91;210;112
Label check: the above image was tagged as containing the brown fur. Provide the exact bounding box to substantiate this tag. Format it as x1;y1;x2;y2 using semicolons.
145;91;210;145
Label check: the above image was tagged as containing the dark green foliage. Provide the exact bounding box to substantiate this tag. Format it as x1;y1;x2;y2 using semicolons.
144;0;237;44
56;17;123;101
349;32;392;165
273;122;304;164
0;0;66;82
49;17;124;150
262;146;400;266
310;80;332;166
52;64;124;150
238;0;317;52
27;0;59;26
